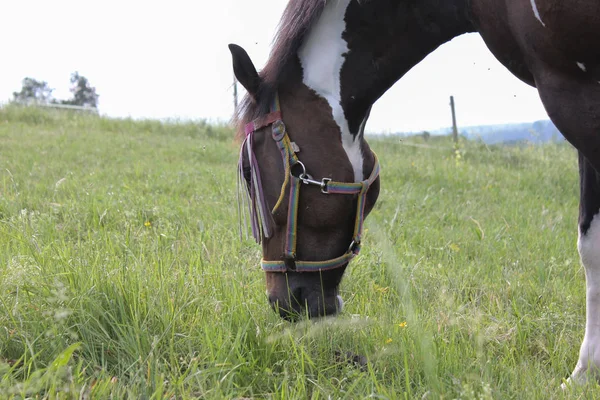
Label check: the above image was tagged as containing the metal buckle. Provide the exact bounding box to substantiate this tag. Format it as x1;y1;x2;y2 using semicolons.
320;178;331;194
290;141;300;153
348;240;360;253
297;161;319;185
295;161;333;194
272;120;286;141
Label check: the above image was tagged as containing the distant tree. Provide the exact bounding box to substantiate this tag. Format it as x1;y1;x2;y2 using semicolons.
422;131;431;142
12;78;54;104
62;72;99;108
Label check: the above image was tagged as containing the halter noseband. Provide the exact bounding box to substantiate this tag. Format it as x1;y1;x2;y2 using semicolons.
240;94;380;273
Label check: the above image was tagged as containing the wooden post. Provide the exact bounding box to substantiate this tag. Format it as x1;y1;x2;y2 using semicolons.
450;95;458;143
233;74;239;111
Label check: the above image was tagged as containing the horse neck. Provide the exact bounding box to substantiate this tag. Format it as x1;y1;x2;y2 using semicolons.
297;0;475;140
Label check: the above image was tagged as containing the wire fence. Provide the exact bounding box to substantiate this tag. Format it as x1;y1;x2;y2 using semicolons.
36;103;98;114
0;100;98;114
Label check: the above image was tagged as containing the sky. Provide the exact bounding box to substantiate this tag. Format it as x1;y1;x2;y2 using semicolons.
0;0;551;134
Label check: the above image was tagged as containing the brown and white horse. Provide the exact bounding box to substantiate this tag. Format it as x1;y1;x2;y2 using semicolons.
230;0;600;385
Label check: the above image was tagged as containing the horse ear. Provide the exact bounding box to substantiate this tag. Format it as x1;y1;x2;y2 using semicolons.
229;44;261;97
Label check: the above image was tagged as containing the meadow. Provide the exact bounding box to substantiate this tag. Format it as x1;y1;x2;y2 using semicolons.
0;105;596;399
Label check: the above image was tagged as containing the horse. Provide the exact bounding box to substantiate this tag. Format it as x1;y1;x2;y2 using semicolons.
230;0;600;385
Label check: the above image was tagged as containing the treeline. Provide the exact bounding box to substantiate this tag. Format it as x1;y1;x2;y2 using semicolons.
12;72;99;109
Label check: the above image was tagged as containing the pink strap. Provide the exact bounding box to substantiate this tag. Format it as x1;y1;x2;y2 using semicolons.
244;111;282;136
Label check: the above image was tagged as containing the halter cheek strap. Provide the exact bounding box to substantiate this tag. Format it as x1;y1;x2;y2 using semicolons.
241;94;380;273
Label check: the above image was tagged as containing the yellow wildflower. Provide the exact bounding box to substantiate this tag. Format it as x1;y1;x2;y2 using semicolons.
385;338;393;344
398;321;407;328
375;285;389;294
144;221;152;227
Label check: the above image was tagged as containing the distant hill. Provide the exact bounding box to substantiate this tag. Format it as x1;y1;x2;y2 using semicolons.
430;120;565;145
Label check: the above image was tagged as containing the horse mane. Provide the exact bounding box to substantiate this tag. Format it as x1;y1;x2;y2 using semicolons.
233;0;326;140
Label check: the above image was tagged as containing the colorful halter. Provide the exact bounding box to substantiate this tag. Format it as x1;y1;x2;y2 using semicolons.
239;94;380;273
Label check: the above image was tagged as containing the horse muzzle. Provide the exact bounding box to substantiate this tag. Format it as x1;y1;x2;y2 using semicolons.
267;288;344;320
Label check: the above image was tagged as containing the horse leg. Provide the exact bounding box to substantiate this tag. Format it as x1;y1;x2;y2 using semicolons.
567;152;600;386
534;68;600;385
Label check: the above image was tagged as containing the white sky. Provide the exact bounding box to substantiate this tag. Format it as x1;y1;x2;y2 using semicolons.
0;0;550;133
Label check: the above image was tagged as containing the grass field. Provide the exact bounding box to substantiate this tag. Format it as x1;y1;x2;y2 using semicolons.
0;105;596;398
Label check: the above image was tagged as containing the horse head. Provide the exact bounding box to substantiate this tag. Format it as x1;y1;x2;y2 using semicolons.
229;0;471;320
230;40;380;320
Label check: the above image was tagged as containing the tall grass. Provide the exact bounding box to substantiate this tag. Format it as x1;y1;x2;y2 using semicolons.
0;105;594;398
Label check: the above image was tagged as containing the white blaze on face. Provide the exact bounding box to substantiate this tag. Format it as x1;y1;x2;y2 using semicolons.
298;0;364;183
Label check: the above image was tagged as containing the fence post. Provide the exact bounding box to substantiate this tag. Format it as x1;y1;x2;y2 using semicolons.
450;95;458;143
233;74;239;112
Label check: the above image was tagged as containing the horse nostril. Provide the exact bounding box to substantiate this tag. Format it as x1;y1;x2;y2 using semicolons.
267;293;278;306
